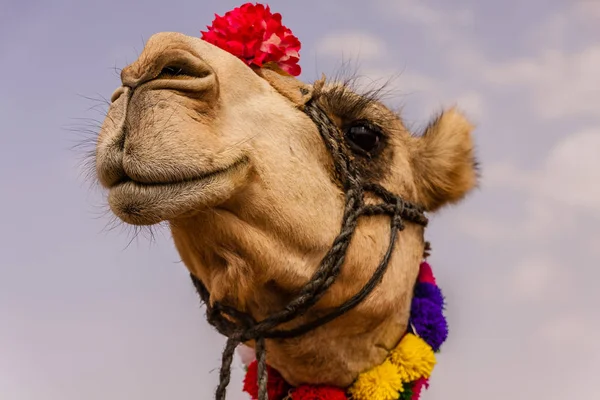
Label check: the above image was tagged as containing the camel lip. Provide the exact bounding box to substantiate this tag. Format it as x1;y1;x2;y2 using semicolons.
106;156;251;225
109;156;250;189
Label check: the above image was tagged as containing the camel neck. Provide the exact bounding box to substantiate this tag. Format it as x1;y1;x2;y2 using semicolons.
238;260;449;400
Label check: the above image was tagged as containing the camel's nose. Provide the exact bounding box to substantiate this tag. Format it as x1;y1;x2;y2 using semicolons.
118;32;217;99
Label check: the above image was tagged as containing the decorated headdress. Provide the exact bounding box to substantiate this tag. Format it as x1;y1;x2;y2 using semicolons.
198;4;448;400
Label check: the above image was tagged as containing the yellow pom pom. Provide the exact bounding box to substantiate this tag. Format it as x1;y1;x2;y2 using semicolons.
348;360;404;400
388;333;436;382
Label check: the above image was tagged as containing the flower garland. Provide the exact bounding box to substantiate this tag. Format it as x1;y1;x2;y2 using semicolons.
198;4;449;399
240;261;448;400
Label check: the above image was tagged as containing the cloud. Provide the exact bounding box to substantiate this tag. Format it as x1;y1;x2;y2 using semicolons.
487;128;600;214
453;3;600;121
454;91;485;121
535;312;600;398
314;1;488;123
353;67;487;125
589;234;600;258
454;212;512;243
483;45;600;120
537;313;599;352
353;67;437;101
510;256;563;302
538;128;600;211
372;0;600;122
528;15;565;47
574;1;600;22
373;0;481;70
458;126;600;246
374;0;473;36
483;162;531;192
364;69;437;95
315;31;386;60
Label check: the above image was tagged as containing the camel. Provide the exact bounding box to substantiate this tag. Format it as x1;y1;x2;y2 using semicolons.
93;4;478;399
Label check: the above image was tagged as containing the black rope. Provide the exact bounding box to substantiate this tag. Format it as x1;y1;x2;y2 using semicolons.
190;100;429;399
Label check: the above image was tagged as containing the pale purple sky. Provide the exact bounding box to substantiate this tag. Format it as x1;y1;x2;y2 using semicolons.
1;0;599;399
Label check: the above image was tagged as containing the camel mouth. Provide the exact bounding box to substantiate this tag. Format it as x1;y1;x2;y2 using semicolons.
108;156;250;189
107;157;250;225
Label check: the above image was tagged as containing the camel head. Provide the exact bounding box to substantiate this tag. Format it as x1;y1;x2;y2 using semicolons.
94;4;478;394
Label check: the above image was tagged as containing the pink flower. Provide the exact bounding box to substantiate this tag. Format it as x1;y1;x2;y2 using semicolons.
201;3;301;76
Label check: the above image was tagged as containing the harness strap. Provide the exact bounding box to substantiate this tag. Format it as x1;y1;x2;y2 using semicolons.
191;100;428;400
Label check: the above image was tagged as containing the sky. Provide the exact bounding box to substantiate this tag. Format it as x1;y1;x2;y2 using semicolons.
1;0;599;399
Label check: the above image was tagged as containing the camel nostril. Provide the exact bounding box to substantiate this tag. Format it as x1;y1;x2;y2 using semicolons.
145;55;216;98
121;48;216;93
157;64;211;80
141;52;217;99
160;66;184;77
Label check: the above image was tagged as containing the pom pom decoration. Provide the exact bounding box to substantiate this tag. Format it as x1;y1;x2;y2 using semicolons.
417;262;436;285
347;360;404;400
200;3;302;76
409;262;449;352
410;378;429;400
409;297;448;352
291;385;348;400
387;334;436;382
413;283;444;308
243;360;290;400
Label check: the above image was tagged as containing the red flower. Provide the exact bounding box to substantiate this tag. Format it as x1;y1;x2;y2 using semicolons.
417;262;437;285
242;360;290;400
290;385;347;400
201;3;302;76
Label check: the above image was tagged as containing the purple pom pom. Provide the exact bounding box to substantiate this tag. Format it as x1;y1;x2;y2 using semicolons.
409;297;448;352
414;283;445;307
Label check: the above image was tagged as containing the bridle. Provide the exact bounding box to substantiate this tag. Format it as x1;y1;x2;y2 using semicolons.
190;98;429;400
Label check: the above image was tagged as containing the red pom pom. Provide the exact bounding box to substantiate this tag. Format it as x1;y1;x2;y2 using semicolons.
411;378;429;400
418;262;436;285
290;385;347;400
201;3;302;76
242;360;290;400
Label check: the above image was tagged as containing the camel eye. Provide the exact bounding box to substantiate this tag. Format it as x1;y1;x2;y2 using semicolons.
345;123;384;156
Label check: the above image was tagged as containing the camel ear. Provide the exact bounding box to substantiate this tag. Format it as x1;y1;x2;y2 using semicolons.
411;108;479;212
254;64;313;108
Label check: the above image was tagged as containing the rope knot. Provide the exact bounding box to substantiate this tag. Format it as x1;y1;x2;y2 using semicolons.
393;197;406;231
